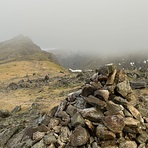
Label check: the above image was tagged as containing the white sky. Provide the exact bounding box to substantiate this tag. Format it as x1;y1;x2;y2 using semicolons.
0;0;148;55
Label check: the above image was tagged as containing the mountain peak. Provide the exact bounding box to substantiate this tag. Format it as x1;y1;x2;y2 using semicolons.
0;35;58;64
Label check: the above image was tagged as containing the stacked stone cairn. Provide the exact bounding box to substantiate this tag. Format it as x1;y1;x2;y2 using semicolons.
38;64;147;148
17;64;147;148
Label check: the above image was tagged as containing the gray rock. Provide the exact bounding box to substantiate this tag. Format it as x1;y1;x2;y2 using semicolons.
84;95;106;109
66;104;77;117
71;112;85;127
123;108;133;117
106;101;124;114
59;126;71;143
81;84;96;97
80;107;104;122
130;81;146;89
44;133;57;145
119;140;137;148
48;118;60;129
32;139;46;148
73;97;86;109
103;115;125;133
113;96;129;107
11;105;21;114
94;89;109;101
33;131;45;142
138;143;146;148
96;123;116;140
127;105;143;121
92;142;101;148
137;131;148;144
116;80;132;97
124;117;140;127
0;110;11;118
0;126;20;147
70;125;89;147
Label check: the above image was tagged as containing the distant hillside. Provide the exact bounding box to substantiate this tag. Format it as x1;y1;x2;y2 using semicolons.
0;35;58;64
49;48;148;71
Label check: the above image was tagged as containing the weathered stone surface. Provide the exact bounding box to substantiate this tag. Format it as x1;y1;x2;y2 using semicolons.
123;108;133;117
124;117;140;127
116;80;132;97
84;95;106;109
96;124;116;140
0;126;20;147
106;65;117;85
66;104;77;117
103;115;125;133
32;139;46;148
67;90;82;102
48;118;60;129
81;84;96;97
11;105;21;113
94;89;109;101
0;110;11;118
44;133;57;145
73;98;86;110
71;112;85;127
130;81;146;89
115;70;127;84
59;126;71;143
33;131;45;142
137;131;148;144
119;140;137;148
113;96;129;107
106;101;124;114
90;81;103;89
70;125;89;146
80;107;104;122
127;105;143;121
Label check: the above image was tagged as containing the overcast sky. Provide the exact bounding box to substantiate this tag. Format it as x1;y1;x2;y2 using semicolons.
0;0;148;55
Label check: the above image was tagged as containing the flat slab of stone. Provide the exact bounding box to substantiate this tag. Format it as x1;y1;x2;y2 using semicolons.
84;95;106;109
130;81;147;89
103;115;125;133
124;117;140;127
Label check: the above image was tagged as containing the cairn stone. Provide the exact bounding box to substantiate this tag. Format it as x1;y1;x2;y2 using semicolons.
70;125;89;147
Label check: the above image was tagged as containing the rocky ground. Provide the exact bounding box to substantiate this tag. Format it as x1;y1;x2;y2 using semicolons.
0;64;148;148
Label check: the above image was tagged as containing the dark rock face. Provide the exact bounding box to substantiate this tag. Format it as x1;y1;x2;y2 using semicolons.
0;64;148;148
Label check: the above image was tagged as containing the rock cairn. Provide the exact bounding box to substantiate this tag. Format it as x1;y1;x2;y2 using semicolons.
0;64;148;148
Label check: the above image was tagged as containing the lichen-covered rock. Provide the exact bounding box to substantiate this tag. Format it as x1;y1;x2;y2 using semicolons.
116;80;132;97
96;123;116;140
70;125;89;146
103;115;125;133
106;101;124;114
71;112;85;127
80;107;104;122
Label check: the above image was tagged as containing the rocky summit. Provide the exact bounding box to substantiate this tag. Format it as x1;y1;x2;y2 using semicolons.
0;64;148;148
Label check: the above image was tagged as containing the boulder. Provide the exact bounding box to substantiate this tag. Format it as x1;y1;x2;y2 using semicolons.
103;115;125;133
70;125;89;147
116;80;132;97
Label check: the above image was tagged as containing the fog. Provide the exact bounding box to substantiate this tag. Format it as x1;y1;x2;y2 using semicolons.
0;0;148;56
